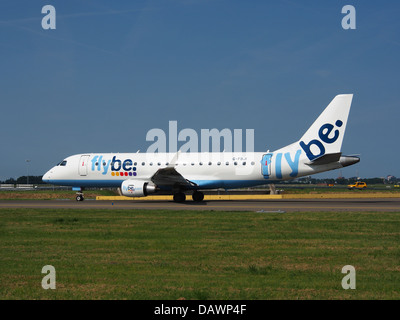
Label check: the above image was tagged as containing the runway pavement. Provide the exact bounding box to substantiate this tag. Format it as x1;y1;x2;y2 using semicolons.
0;198;399;212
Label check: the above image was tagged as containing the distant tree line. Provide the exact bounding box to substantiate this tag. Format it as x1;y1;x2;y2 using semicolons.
1;176;44;184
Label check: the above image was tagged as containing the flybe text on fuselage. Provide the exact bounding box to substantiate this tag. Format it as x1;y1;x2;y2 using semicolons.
273;150;302;179
90;155;138;177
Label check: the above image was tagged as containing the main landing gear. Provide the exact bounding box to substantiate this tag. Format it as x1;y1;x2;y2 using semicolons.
173;192;186;203
172;191;204;203
192;191;204;202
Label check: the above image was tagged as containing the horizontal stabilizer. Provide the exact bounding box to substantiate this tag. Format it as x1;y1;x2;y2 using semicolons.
307;152;342;165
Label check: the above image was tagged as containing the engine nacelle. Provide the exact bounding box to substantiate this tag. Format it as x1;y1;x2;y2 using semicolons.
121;180;157;197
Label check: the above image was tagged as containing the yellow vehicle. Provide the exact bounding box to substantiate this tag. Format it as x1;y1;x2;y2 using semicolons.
348;181;367;189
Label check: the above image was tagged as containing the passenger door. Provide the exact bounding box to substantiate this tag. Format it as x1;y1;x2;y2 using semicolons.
78;155;90;176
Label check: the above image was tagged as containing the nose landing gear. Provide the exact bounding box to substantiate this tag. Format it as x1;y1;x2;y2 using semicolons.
76;192;84;201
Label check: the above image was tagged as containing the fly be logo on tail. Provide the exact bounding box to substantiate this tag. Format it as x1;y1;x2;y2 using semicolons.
299;120;343;161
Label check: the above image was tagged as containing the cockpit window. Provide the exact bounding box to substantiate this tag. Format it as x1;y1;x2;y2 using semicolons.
59;160;67;166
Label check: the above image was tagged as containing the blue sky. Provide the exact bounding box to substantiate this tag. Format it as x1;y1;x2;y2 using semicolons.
0;0;399;181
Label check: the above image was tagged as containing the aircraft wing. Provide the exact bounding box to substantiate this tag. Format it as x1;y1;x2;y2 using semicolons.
150;166;197;188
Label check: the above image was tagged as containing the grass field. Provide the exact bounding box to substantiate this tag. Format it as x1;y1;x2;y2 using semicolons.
0;189;117;200
0;208;399;300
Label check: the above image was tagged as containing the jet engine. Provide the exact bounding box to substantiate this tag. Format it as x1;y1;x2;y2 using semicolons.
121;180;157;197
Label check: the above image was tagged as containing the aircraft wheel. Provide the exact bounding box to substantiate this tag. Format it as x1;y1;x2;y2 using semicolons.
192;191;204;202
173;192;186;203
76;194;84;201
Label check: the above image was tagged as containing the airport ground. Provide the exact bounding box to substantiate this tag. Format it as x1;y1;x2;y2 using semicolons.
0;184;399;212
1;207;399;300
0;187;399;300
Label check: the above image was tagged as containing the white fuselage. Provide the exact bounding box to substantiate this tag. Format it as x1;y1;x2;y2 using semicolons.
42;148;343;190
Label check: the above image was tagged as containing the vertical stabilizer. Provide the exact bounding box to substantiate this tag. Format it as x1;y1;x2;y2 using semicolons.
298;94;353;161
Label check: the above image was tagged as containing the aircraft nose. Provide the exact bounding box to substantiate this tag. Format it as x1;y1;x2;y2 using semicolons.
42;170;52;183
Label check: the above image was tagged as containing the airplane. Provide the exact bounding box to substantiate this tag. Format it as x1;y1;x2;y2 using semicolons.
42;94;360;202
